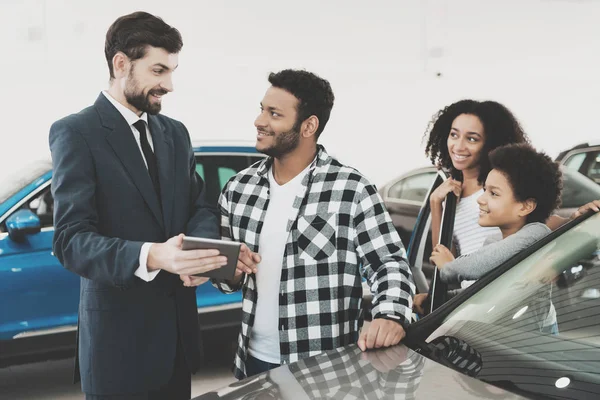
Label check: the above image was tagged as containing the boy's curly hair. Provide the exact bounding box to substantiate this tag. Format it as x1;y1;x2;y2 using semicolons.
489;143;563;223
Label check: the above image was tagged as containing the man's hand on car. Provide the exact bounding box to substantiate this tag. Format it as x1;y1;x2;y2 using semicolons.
571;199;600;219
357;318;406;351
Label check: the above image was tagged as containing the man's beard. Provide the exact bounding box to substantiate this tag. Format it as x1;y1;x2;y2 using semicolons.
259;125;301;158
124;70;166;115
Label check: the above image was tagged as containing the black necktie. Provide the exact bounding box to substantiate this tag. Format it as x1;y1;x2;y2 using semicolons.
133;120;161;200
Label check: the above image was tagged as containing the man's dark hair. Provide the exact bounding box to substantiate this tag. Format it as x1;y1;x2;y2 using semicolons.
489;143;563;223
268;69;335;138
105;11;183;79
424;100;529;185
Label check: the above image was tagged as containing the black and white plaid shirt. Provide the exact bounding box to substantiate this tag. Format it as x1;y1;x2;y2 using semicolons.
214;146;415;379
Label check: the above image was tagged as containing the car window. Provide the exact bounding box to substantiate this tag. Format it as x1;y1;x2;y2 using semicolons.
218;167;238;189
195;154;263;206
1;184;53;233
562;152;587;172
426;213;600;399
196;164;205;181
561;168;600;208
0;160;52;204
388;172;436;203
583;151;600;184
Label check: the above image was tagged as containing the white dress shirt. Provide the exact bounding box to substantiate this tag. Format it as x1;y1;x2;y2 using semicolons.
102;91;159;282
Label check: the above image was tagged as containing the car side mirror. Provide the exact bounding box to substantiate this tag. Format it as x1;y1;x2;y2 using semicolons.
6;209;41;242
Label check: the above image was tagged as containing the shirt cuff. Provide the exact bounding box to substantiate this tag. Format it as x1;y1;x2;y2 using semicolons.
134;242;160;282
374;312;410;330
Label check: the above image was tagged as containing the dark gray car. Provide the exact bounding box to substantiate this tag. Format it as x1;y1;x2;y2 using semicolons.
194;186;600;399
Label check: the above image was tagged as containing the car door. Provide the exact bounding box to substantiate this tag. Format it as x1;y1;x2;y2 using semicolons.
0;177;79;342
382;168;437;247
406;169;456;314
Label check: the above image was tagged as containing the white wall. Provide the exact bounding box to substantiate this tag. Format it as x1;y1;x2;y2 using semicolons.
1;0;599;186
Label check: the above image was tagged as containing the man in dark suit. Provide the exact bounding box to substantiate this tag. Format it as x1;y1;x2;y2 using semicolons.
50;11;257;400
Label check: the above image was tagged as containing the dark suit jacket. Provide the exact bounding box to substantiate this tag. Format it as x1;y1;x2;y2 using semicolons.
50;93;219;395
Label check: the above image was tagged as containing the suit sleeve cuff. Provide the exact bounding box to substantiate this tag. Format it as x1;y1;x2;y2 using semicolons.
135;242;160;282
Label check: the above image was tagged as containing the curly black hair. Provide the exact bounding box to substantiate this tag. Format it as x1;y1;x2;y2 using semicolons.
424;100;529;184
268;69;335;138
105;12;183;80
489;143;563;224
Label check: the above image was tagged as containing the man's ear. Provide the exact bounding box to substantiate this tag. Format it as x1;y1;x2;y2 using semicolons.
301;116;319;140
112;51;130;79
520;199;537;217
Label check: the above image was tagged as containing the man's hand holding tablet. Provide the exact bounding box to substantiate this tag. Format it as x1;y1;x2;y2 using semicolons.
147;234;227;279
176;236;261;287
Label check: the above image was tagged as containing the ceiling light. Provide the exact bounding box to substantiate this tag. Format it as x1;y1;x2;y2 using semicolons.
512;306;528;319
555;377;570;389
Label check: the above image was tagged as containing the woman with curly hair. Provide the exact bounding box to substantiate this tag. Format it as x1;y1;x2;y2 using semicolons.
415;144;600;321
424;99;529;256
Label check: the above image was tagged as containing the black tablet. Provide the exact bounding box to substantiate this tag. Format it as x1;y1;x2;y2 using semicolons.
181;236;241;280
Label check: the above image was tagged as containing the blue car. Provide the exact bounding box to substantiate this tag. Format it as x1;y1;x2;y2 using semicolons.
0;143;264;367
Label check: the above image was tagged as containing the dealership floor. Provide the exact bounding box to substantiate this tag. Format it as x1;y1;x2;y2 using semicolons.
0;331;238;399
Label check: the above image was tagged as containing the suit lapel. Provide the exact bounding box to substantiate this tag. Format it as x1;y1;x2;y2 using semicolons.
95;94;165;229
148;115;175;236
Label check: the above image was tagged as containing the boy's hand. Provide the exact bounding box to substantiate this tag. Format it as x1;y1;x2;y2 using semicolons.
571;200;600;219
430;244;454;268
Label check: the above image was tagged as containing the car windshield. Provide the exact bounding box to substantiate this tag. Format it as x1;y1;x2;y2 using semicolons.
0;159;51;204
426;213;600;399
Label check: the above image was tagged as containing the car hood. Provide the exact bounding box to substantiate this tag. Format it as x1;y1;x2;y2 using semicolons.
193;343;525;400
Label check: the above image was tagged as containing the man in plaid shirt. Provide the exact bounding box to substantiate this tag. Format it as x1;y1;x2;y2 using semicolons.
213;69;415;379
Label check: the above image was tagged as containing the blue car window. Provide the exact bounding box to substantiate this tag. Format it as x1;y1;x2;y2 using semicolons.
196;164;205;180
218;167;237;190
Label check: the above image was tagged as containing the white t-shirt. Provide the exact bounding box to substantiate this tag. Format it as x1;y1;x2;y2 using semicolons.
248;165;310;363
454;188;502;256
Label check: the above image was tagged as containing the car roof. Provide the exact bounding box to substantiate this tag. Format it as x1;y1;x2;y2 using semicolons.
556;142;600;162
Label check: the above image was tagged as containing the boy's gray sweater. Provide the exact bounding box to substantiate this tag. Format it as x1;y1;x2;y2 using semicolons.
440;222;551;284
